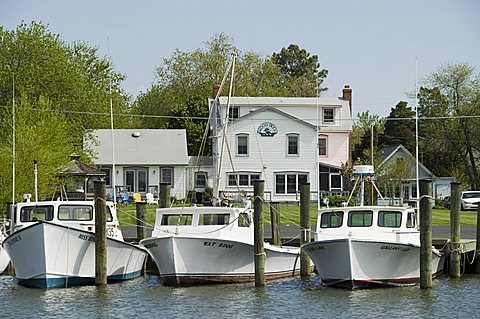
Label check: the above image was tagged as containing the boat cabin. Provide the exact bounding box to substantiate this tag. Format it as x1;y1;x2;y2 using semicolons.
315;206;418;243
152;206;253;241
12;201;123;240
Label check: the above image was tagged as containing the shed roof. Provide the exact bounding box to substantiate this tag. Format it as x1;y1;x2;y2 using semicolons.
87;129;189;165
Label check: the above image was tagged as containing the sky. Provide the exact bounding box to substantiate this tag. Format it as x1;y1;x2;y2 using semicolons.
1;0;479;117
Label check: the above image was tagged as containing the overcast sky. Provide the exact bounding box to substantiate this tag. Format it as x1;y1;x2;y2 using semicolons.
2;0;479;117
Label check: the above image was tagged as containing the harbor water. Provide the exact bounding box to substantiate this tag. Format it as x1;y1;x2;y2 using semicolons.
2;273;480;318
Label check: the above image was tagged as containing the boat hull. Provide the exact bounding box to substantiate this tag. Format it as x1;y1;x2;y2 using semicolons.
141;236;300;285
3;221;147;288
302;238;444;289
0;245;9;274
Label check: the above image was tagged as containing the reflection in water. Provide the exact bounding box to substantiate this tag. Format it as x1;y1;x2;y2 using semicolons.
1;274;480;318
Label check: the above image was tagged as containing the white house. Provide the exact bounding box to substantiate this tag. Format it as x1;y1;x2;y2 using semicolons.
208;85;354;202
86;129;189;200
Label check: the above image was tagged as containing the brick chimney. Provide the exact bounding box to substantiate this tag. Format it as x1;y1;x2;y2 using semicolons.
213;84;220;98
342;84;352;115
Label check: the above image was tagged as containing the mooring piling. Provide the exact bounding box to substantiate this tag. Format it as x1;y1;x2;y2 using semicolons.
270;201;281;246
419;179;433;289
299;183;311;277
253;180;265;287
94;180;107;286
159;183;171;208
450;182;461;278
476;199;480;274
136;201;147;242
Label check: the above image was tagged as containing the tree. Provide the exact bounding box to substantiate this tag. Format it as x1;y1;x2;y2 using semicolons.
418;62;480;188
135;35;330;155
0;22;129;205
352;111;386;164
378;101;416;153
271;44;328;96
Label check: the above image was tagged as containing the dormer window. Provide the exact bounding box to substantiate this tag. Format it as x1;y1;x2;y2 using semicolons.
323;108;334;124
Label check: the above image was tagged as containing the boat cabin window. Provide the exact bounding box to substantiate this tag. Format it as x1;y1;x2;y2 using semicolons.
406;211;416;228
378;211;402;228
238;213;251;227
320;212;344;228
58;205;93;221
199;213;231;225
20;205;54;222
348;210;373;227
161;214;193;225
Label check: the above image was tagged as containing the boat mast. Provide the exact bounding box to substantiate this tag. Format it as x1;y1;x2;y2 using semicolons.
108;37;117;205
415;59;420;209
11;76;16;233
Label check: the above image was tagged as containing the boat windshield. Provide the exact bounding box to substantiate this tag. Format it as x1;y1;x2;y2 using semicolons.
58;205;93;221
161;214;193;226
377;211;402;228
320;212;344;228
347;210;373;227
198;213;230;226
20;205;54;222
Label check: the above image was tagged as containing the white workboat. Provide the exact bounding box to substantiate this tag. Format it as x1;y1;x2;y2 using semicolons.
0;229;10;274
140;203;300;285
3;200;147;288
301;205;445;289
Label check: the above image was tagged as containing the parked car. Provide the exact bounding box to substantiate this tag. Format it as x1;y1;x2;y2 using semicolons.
442;196;451;209
461;191;480;211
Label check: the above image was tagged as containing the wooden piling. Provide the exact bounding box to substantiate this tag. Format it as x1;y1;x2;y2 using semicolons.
476;199;480;274
159;183;171;208
253;180;265;287
94;180;107;286
419;179;432;289
449;182;461;278
270;202;281;246
136;201;147;242
300;183;311;277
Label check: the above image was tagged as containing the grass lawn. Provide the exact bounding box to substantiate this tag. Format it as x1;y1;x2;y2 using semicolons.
116;203;479;228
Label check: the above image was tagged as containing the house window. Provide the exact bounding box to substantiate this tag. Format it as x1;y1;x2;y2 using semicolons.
161;167;173;186
318;136;327;156
275;173;308;194
125;168;148;193
100;167;111;187
228;173;261;187
323;108;334;124
319;165;343;192
331;174;342;190
287;134;299;156
237;134;248;156
195;171;207;188
229;107;239;119
412;185;417;198
403;185;410;199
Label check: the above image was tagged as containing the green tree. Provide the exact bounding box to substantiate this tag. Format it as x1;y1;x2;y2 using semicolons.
378;101;416;153
0;22;129;205
418;62;480;188
352;111;386;164
271;44;328;96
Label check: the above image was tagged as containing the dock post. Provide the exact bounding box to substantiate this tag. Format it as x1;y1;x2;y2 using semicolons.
419;179;433;289
136;201;147;242
270;202;281;246
300;183;311;277
159;183;171;208
94;180;107;286
450;182;461;278
476;200;480;273
253;180;265;287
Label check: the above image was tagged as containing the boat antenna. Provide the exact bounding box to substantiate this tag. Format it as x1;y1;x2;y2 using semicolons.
415;58;420;209
11;75;16;234
108;37;117;206
34;160;38;202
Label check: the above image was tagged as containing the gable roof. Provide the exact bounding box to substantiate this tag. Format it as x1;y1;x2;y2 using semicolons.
230;106;317;129
87;129;189;165
378;144;436;179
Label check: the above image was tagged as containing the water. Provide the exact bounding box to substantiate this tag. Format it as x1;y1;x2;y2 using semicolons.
1;274;480;318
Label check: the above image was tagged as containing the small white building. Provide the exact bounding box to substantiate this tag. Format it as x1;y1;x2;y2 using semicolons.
209;85;354;202
86;129;189;199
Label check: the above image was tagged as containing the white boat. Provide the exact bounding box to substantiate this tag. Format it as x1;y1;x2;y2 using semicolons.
3;200;147;288
301;205;445;289
0;229;10;274
139;203;300;285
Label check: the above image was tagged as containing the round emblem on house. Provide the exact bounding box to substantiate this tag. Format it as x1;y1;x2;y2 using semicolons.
257;122;278;137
